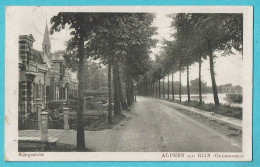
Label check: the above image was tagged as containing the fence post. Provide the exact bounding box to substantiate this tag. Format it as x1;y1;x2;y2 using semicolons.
63;107;70;131
35;98;42;130
40;111;48;142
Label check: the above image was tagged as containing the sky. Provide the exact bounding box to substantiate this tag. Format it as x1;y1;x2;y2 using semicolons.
9;6;243;87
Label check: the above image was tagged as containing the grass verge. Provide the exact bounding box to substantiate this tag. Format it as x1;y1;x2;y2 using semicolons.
169;100;242;119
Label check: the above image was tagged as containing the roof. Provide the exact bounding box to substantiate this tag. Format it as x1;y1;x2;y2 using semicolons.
42;24;51;45
19;34;35;43
32;49;45;64
29;34;35;42
50;53;64;61
42;52;52;69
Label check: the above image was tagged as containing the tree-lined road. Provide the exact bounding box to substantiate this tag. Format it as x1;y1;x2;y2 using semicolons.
50;13;242;150
58;96;242;152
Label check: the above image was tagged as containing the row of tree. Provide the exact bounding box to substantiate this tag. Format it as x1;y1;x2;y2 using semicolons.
137;13;243;106
50;13;157;150
139;78;209;98
138;77;243;99
49;12;242;151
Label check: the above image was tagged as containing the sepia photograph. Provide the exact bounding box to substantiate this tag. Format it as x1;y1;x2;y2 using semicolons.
5;6;253;161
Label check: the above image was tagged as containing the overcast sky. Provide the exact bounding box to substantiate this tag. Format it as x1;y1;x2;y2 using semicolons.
8;6;243;86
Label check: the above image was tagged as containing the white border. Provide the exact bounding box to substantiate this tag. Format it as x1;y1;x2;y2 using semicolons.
5;6;253;161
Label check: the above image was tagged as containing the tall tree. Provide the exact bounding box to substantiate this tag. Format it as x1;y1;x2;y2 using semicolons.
163;76;165;99
179;64;182;101
198;55;202;104
162;40;179;101
155;82;158;98
172;14;195;103
186;65;190;102
172;73;174;100
166;13;242;106
118;63;128;110
192;14;243;106
107;61;112;123
159;78;161;98
168;73;170;99
90;13;156;112
50;13;100;150
113;60;122;115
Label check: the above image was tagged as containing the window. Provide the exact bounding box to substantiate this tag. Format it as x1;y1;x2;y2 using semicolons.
46;86;50;101
56;85;60;100
65;87;67;100
18;82;22;104
54;63;60;71
38;83;42;99
35;84;39;99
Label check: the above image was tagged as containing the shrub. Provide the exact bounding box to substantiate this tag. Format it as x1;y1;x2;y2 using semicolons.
68;99;78;111
46;101;65;111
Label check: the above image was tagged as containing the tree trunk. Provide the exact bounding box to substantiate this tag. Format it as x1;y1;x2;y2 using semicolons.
163;77;165;99
168;73;170;99
148;79;150;96
77;33;86;150
152;82;154;96
150;80;153;96
143;81;145;96
147;80;149;96
130;77;134;102
172;72;174;100
179;65;182;102
187;65;190;102
208;40;220;106
125;60;131;105
199;55;202;105
144;81;146;96
113;60;122;115
108;61;112;123
145;80;147;96
118;68;127;110
153;83;155;97
156;82;158;98
126;73;132;106
159;78;161;98
143;82;145;96
126;74;129;104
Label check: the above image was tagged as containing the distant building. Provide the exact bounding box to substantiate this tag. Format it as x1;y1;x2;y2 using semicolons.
18;24;78;115
45;51;79;101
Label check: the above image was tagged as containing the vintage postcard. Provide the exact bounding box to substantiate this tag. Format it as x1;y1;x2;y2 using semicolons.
5;6;253;161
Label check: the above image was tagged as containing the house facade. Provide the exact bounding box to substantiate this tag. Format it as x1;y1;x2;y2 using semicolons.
18;24;78;115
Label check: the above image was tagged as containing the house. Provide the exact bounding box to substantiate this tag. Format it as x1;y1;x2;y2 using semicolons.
45;52;78;101
18;24;78;115
18;34;48;114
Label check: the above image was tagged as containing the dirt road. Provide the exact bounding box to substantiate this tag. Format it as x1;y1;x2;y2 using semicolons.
58;96;242;152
